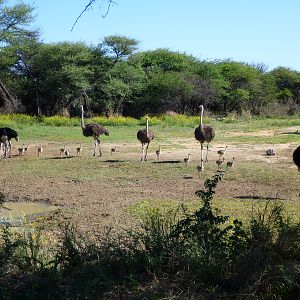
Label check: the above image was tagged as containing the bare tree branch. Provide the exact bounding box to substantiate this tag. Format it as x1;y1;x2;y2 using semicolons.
71;0;96;31
71;0;118;31
102;0;118;18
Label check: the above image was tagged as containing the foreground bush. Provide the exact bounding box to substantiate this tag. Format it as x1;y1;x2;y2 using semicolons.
0;174;299;299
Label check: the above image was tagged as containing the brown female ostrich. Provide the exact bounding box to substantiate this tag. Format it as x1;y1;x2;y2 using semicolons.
194;105;215;167
80;105;109;157
0;127;19;158
137;115;154;161
293;146;300;171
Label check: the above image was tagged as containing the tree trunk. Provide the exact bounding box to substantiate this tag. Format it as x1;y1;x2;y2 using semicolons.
0;80;22;113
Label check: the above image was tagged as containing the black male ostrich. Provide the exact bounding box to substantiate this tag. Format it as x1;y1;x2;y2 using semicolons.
137;115;154;161
0;127;19;158
293;146;300;171
80;105;109;157
194;105;215;169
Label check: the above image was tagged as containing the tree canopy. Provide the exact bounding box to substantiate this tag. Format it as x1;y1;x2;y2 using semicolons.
0;1;299;117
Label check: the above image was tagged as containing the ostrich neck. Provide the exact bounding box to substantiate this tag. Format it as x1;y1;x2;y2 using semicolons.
199;107;203;126
146;118;149;135
81;107;85;129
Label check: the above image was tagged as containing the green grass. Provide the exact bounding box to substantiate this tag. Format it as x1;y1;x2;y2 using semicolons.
0;113;299;227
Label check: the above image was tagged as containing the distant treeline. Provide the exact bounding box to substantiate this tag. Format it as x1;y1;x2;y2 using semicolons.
0;1;299;118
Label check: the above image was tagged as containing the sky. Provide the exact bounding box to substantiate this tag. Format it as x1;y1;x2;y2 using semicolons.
7;0;300;71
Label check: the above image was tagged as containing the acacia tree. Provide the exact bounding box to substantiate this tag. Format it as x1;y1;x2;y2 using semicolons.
100;35;139;64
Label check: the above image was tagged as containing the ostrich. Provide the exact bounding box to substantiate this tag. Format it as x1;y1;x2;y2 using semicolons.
37;144;43;157
293;146;300;171
194;105;215;168
0;127;19;158
137;115;154;161
156;145;161;160
80;105;109;157
226;157;235;170
184;153;191;166
217;146;228;158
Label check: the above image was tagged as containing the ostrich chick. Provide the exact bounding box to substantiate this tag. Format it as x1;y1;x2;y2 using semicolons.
18;144;25;156
60;146;66;156
184;153;192;166
76;143;83;155
64;147;70;157
216;157;225;169
226;157;235;170
37;144;43;157
197;165;204;174
156;145;161;160
111;147;117;155
217;146;228;158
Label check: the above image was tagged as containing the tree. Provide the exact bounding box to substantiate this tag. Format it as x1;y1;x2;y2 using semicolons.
216;61;267;115
0;0;38;112
270;67;300;105
0;0;38;46
130;48;198;73
17;42;94;115
102;62;145;116
100;35;139;64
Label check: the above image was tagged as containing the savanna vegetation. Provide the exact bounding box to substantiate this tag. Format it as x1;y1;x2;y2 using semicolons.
0;114;299;299
1;0;300;118
1;1;300;299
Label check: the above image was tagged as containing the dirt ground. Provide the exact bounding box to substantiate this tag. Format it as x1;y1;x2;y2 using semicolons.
0;130;299;232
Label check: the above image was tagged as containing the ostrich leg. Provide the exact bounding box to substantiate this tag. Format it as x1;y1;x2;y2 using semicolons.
93;139;97;157
205;144;209;162
141;143;145;161
200;143;204;171
8;141;12;158
144;143;150;161
97;138;102;157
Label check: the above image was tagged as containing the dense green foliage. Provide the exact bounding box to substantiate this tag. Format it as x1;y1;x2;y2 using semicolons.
1;2;300;117
0;174;299;299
